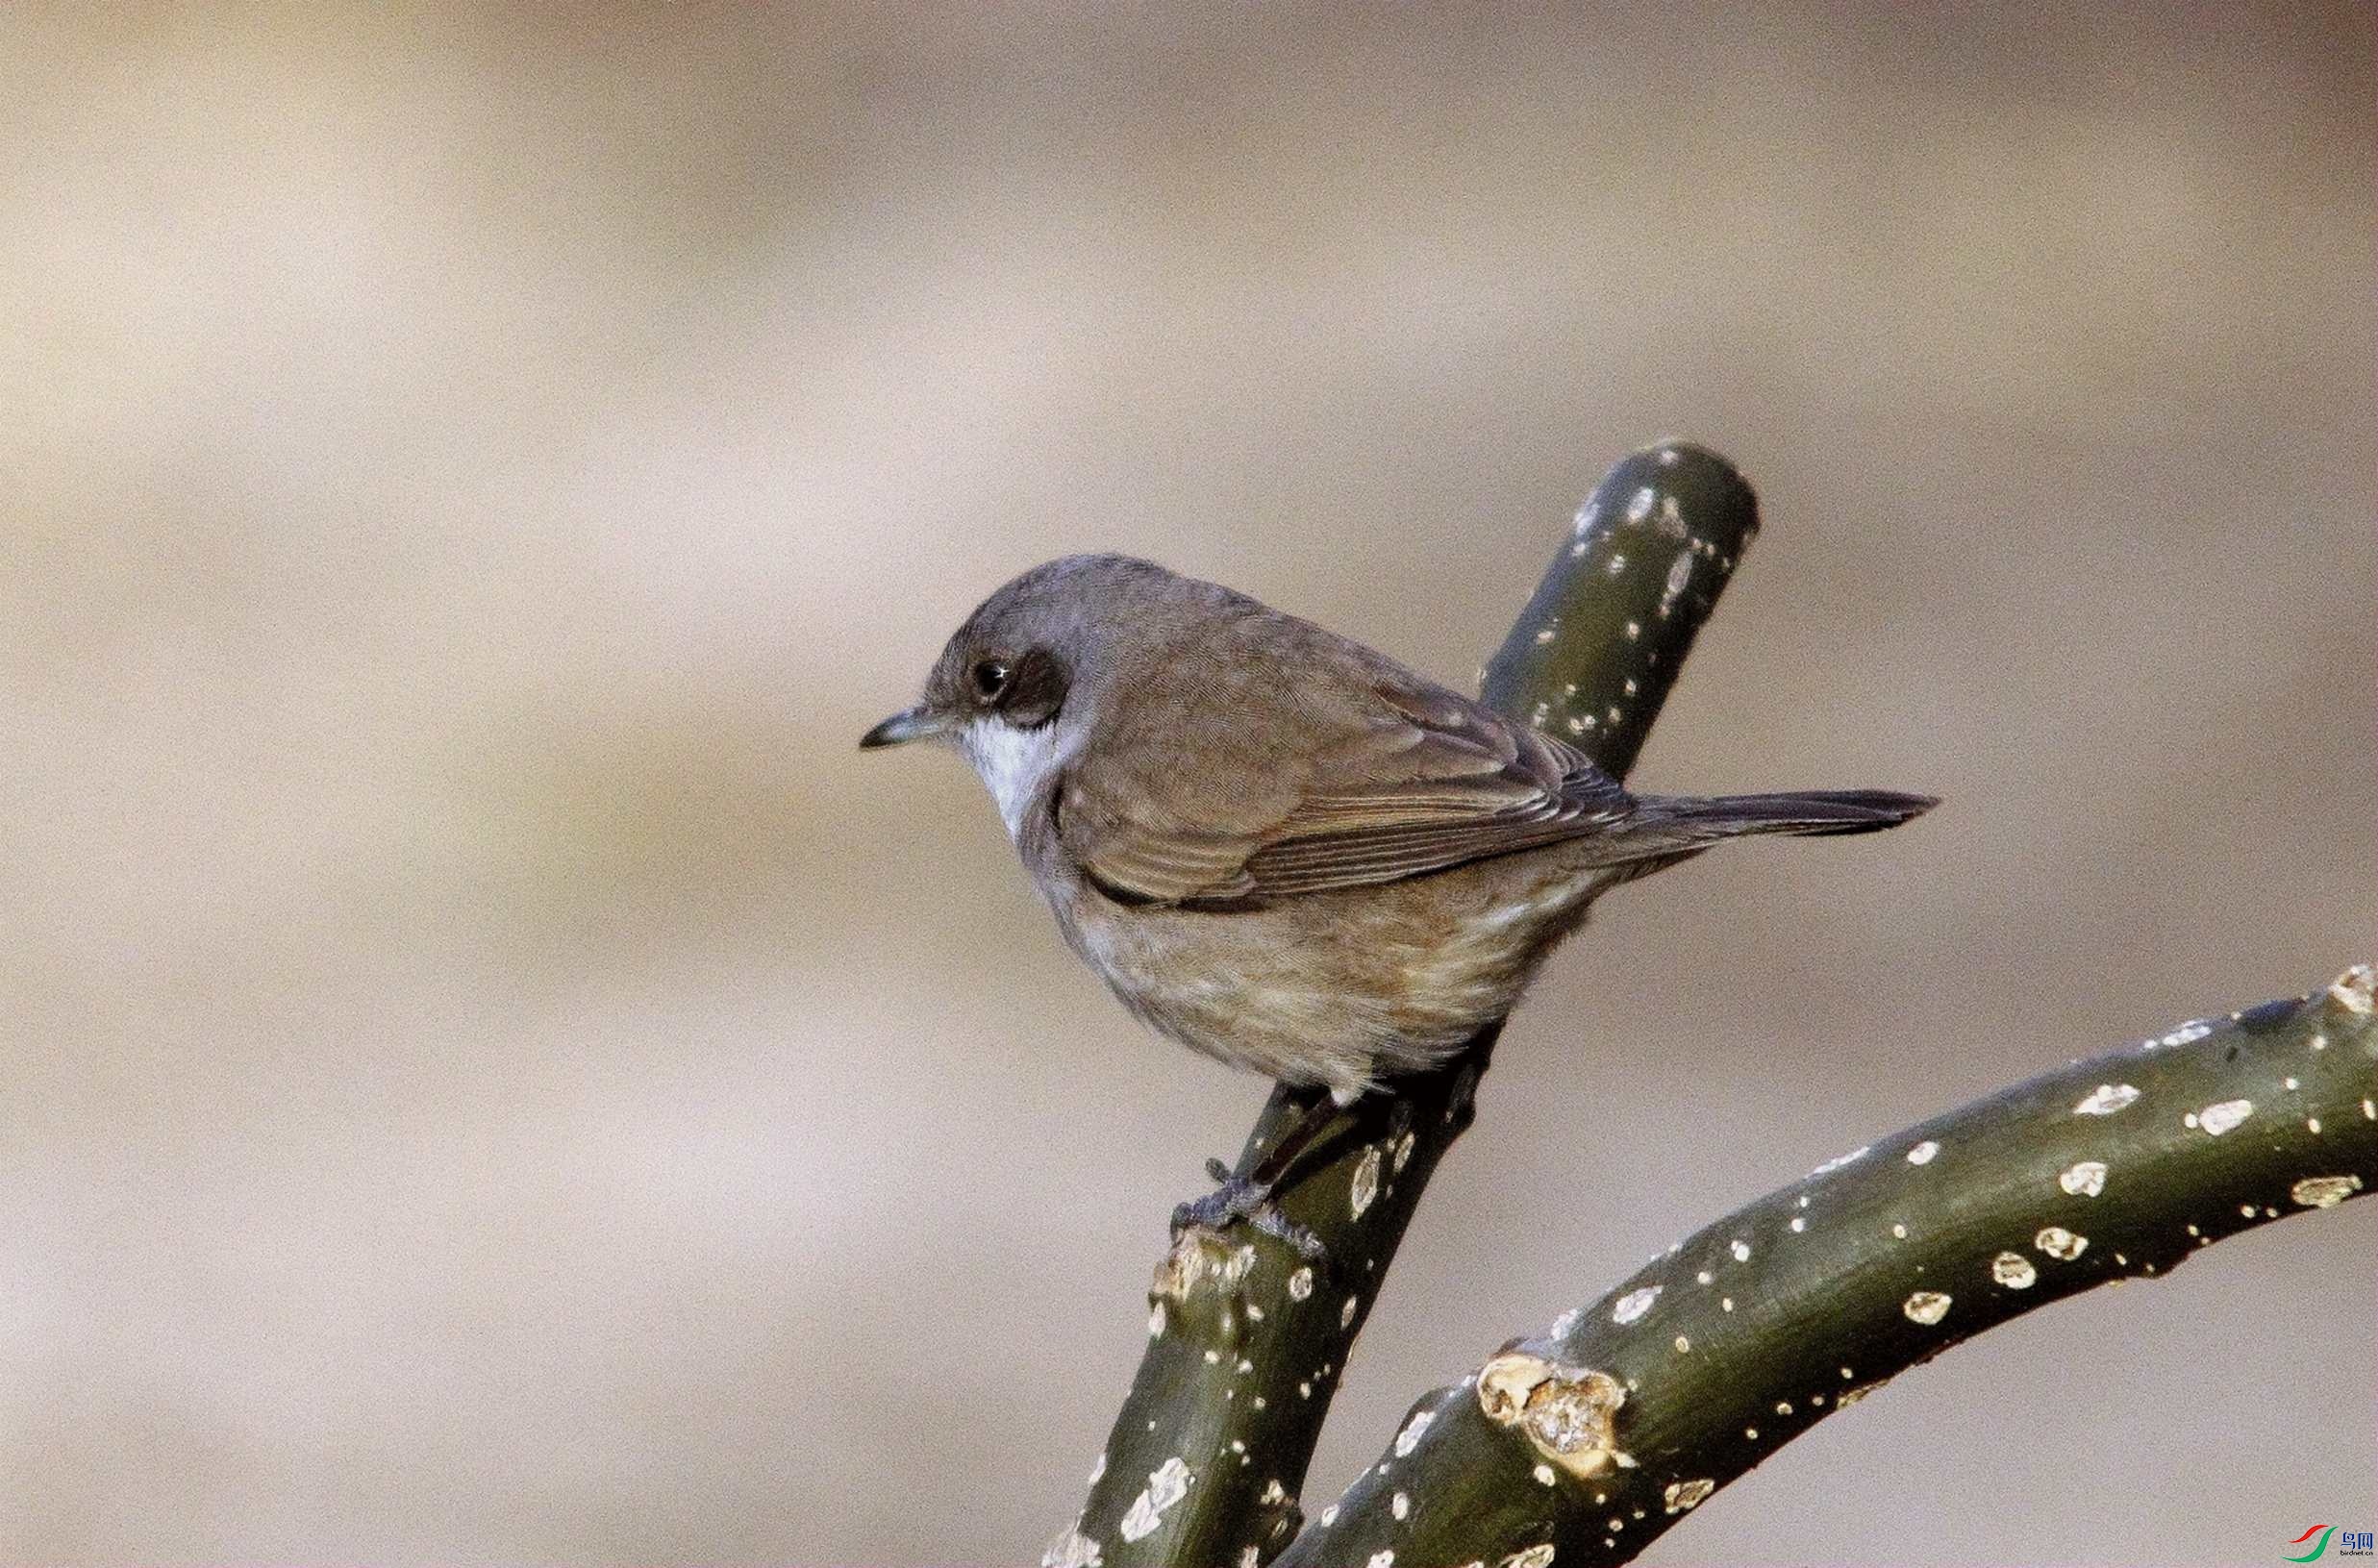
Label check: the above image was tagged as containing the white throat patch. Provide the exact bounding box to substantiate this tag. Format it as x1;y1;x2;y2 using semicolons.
962;718;1066;839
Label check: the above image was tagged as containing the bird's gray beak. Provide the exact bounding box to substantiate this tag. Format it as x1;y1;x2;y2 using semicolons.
859;705;948;750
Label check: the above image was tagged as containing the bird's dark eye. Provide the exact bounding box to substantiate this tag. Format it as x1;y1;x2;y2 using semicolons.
969;659;1013;701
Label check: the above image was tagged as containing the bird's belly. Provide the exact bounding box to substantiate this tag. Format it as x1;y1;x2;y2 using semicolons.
1054;862;1606;1096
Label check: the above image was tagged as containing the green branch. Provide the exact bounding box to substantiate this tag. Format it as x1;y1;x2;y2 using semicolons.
1045;443;1763;1568
1270;965;2378;1567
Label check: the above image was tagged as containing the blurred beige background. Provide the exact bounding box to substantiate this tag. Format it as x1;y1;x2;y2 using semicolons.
3;3;2372;1563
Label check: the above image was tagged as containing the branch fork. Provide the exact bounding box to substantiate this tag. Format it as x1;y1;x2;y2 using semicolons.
1041;444;2372;1567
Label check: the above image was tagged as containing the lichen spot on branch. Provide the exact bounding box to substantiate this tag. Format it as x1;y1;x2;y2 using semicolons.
2324;962;2374;1016
1116;1456;1193;1544
2073;1083;2140;1115
2194;1099;2254;1136
1477;1352;1627;1480
2292;1175;2363;1209
1153;1227;1254;1307
2035;1225;2089;1260
1041;1526;1103;1568
1990;1251;2038;1288
2059;1160;2109;1197
1902;1290;1953;1326
1351;1145;1383;1218
1663;1478;1715;1514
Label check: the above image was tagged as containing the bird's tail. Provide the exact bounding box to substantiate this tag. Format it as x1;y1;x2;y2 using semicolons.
1632;788;1939;843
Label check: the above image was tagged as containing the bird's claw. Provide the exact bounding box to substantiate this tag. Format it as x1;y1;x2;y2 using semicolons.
1172;1164;1326;1260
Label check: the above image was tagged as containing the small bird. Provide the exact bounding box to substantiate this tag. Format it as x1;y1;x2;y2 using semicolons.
863;555;1931;1242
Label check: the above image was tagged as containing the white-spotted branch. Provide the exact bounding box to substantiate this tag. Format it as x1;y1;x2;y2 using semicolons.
1271;963;2375;1566
1045;445;2371;1568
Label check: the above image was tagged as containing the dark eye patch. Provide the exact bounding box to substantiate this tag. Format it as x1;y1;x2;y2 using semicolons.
1000;645;1069;728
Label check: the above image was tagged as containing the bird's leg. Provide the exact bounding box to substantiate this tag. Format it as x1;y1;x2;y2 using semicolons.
1245;1088;1355;1190
1170;1087;1355;1260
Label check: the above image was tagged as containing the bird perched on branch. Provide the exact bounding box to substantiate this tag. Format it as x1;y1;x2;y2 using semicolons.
863;554;1932;1249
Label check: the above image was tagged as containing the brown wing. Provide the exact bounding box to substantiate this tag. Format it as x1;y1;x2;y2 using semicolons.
1055;611;1633;907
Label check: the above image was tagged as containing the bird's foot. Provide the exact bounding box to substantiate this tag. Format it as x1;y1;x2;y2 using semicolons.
1171;1157;1325;1259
